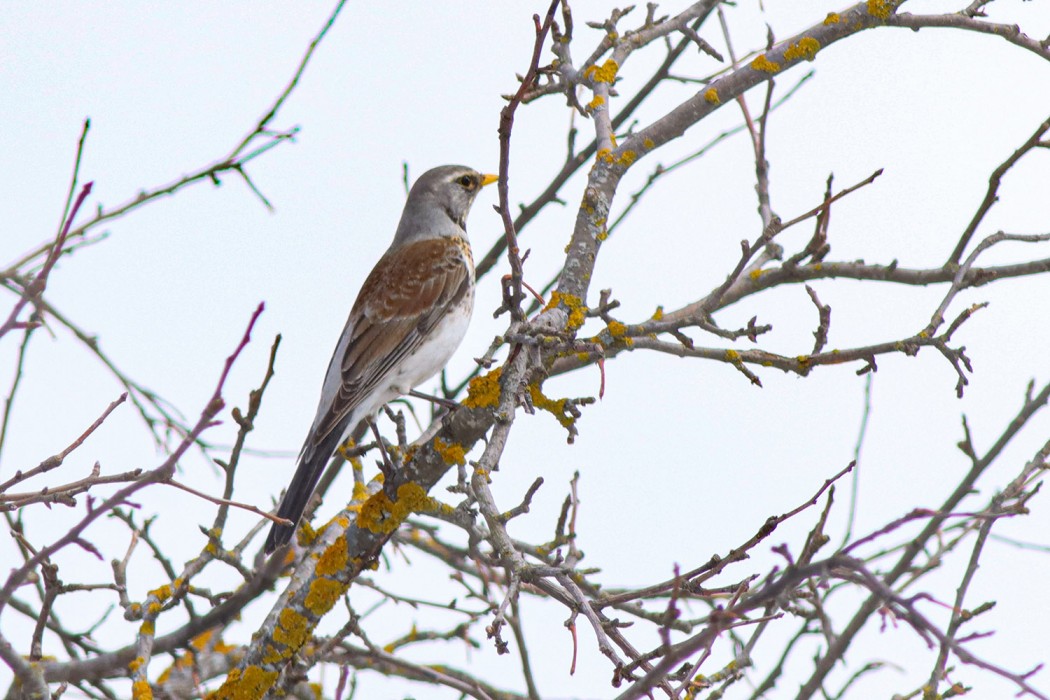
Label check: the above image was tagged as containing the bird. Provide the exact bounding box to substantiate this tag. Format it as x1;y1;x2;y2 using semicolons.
265;164;497;553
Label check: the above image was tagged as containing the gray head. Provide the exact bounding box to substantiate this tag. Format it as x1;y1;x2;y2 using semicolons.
392;165;496;246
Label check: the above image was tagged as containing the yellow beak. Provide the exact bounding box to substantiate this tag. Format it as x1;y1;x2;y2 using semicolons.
481;173;499;187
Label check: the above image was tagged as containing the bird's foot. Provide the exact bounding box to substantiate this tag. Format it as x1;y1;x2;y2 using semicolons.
366;417;397;482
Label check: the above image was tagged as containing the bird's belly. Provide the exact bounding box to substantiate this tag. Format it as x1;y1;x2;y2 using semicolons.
386;301;472;396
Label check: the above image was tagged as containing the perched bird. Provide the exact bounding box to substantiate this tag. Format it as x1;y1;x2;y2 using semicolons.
265;165;496;553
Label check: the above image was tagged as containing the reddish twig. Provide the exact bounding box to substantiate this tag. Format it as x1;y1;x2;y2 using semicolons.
0;182;93;339
495;0;560;321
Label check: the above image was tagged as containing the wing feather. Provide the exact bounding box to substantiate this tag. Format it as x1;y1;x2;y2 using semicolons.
311;237;471;443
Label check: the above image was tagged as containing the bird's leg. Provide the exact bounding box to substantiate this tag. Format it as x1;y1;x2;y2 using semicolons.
366;417;397;482
408;389;460;411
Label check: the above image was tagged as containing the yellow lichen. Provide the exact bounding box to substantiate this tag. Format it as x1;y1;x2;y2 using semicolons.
596;229;609;242
148;585;172;603
294;519;320;549
704;88;720;104
463;367;503;409
392;483;435;517
590;59;619;84
596;148;614;163
274;609;310;650
356;483;436;534
190;630;215;651
749;269;764;280
139;620;155;637
867;0;892;19
797;355;811;366
315;535;348;577
132;679;153;700
651;306;664;321
261;643;285;665
643;137;655;149
617;150;637;166
824;12;841;24
528;383;577;432
433;438;466;466
783;37;820;62
587;95;605;110
546;290;587;331
335;438;357;460
351;480;368;502
304;578;348;615
212;666;279;700
725;349;740;362
128;656;145;673
607;321;627;338
750;54;781;73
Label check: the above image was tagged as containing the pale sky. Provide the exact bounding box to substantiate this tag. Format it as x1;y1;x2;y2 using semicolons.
3;2;1050;698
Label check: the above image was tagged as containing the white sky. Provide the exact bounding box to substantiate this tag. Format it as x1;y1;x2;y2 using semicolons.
3;2;1050;698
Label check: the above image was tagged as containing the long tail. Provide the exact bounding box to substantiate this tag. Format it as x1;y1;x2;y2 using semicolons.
264;426;348;554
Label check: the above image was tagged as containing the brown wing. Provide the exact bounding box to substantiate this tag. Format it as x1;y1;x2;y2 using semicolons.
313;236;471;442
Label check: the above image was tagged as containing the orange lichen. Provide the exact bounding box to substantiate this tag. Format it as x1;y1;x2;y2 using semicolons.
704;88;720;104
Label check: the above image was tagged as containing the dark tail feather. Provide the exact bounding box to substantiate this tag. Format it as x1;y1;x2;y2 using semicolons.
265;427;348;554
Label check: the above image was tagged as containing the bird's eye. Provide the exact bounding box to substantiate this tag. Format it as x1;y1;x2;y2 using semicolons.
457;175;475;189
